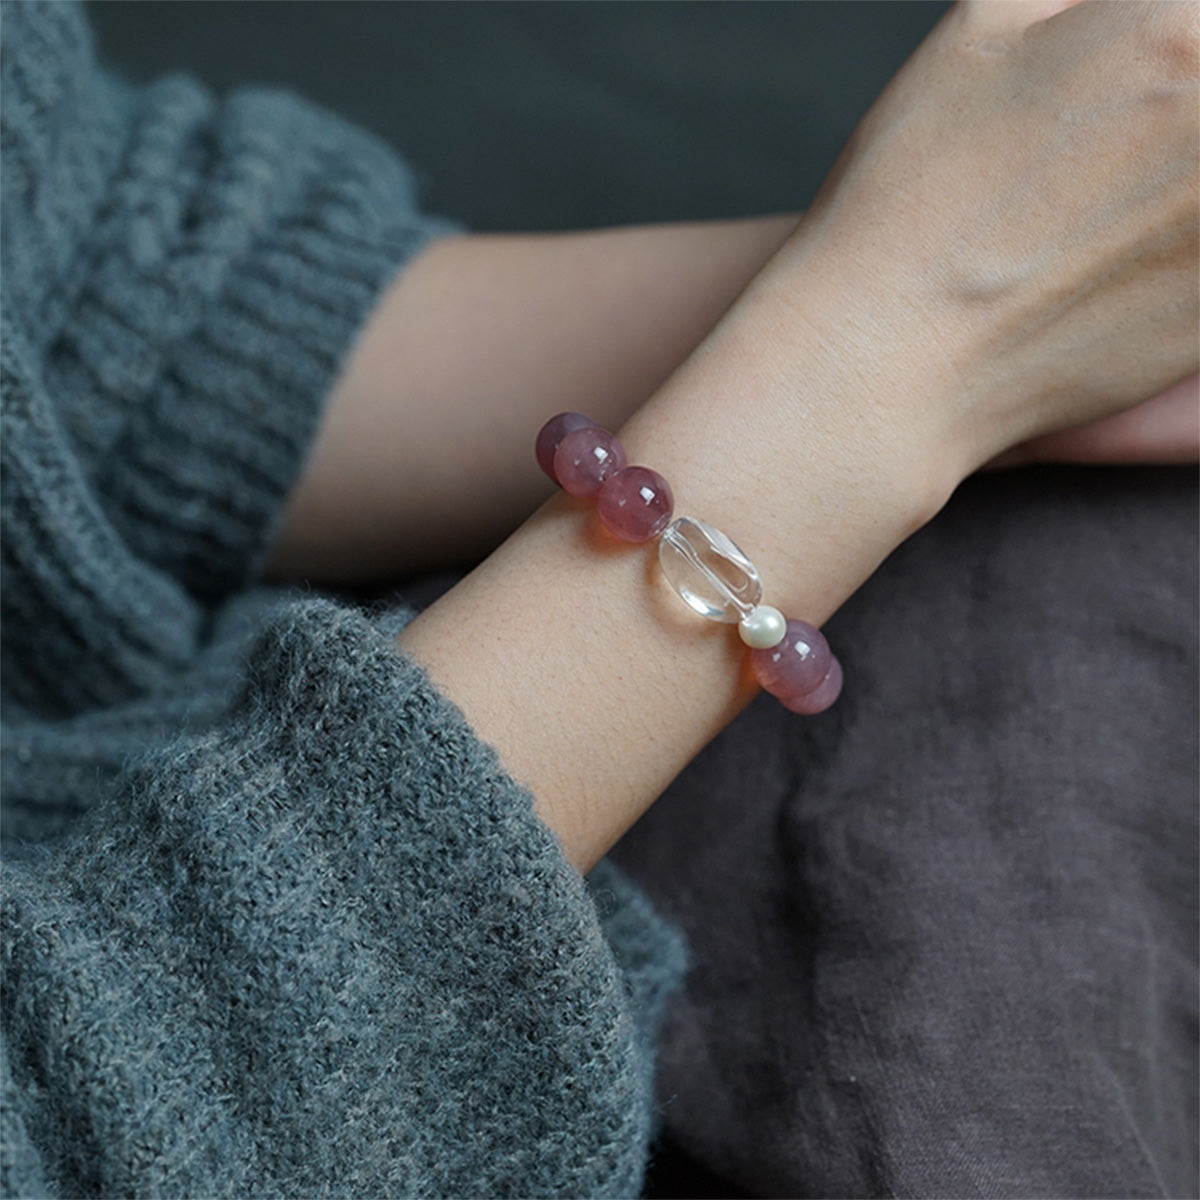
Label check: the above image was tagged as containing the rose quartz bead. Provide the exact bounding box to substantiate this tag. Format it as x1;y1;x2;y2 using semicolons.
751;618;833;699
596;466;674;542
553;427;627;498
536;412;599;483
779;658;843;715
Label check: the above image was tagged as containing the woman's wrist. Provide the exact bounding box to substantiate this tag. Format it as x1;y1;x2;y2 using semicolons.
612;273;966;619
397;258;964;872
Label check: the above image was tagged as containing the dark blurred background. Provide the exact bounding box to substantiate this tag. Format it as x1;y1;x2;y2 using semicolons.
83;4;947;1195
87;1;948;232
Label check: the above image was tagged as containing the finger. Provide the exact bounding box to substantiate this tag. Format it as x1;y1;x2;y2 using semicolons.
988;374;1200;469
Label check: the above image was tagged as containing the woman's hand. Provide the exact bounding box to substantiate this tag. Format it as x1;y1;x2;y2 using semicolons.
756;0;1198;479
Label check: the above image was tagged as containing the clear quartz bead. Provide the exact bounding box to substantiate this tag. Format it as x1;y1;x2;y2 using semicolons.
658;517;763;623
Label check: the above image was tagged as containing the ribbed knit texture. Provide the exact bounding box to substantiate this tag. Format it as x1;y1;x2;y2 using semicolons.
2;0;460;717
3;600;684;1198
0;4;685;1195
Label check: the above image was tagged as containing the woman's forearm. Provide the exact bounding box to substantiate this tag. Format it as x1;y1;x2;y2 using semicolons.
396;271;960;872
266;216;797;582
394;0;1198;873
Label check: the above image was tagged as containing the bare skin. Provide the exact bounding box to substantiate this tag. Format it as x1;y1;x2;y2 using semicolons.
267;0;1198;872
266;216;798;582
268;220;1198;582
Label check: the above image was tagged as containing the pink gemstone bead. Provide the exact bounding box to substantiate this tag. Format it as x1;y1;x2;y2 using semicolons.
596;466;674;542
779;658;843;715
553;427;627;498
751;618;833;700
536;412;599;483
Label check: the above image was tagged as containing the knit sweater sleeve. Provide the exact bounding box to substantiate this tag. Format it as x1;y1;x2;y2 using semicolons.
1;5;687;1196
2;0;457;719
2;598;685;1198
2;0;457;609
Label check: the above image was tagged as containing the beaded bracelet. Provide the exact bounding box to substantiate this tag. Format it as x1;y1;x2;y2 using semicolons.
536;412;843;714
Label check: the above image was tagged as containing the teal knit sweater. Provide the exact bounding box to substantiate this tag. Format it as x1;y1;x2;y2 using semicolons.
0;3;684;1196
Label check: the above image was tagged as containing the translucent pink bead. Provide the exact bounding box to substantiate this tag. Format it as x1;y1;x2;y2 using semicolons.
751;618;833;700
779;658;843;715
553;427;627;498
596;466;674;542
536;412;599;483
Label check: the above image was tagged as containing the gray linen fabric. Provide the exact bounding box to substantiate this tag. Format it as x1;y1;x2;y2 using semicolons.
615;464;1198;1199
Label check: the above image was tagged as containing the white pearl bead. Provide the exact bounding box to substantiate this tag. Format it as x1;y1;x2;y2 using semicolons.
738;604;786;649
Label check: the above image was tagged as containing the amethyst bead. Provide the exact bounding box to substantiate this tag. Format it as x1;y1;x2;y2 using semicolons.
751;618;833;700
553;427;627;498
597;466;674;542
779;658;843;715
536;412;599;483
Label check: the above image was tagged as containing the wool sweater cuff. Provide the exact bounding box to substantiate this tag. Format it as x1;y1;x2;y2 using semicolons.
3;595;686;1196
61;71;459;603
235;597;689;1189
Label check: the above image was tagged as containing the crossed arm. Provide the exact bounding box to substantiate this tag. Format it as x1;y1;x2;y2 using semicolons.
266;0;1198;872
267;218;1197;586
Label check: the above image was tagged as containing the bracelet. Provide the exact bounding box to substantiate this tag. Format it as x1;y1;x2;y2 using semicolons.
536;412;843;714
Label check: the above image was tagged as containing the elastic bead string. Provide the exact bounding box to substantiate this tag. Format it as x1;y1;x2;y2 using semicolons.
537;412;843;714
